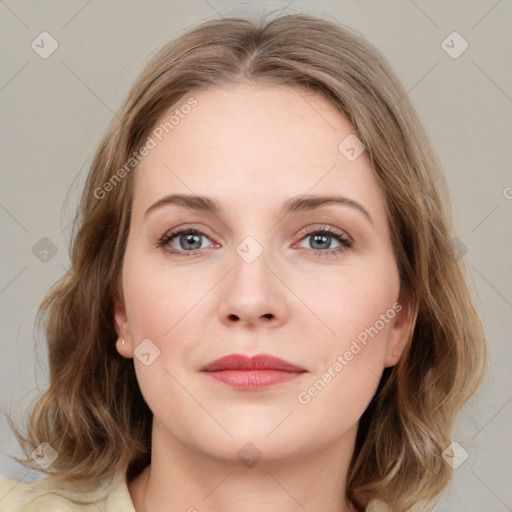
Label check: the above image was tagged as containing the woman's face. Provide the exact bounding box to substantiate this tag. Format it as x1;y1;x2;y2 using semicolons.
114;83;412;464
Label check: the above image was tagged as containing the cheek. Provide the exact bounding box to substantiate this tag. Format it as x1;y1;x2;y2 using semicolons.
293;256;400;413
295;254;400;355
120;250;218;404
295;355;381;446
122;250;211;341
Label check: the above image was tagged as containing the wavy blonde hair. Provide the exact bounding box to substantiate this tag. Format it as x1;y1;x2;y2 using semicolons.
5;12;486;511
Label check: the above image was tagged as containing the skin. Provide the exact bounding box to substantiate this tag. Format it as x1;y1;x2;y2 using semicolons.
114;82;413;512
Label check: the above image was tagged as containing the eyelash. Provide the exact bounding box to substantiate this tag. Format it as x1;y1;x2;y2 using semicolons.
157;225;353;258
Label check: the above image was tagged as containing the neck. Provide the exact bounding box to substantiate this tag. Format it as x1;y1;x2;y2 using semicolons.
129;419;359;512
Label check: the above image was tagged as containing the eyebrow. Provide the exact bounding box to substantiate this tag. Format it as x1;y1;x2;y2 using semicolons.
144;193;373;224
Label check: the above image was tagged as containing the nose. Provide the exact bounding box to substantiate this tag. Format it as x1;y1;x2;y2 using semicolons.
217;244;288;329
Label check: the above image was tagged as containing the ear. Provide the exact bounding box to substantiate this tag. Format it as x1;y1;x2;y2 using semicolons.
113;291;134;359
383;292;416;368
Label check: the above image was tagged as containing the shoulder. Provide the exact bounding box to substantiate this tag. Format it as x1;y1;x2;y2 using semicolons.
0;471;135;512
365;499;392;511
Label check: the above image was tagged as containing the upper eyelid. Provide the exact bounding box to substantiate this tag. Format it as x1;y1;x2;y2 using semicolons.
299;225;350;238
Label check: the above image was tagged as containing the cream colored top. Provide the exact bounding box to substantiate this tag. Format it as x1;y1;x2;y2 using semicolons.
0;469;135;511
0;471;387;511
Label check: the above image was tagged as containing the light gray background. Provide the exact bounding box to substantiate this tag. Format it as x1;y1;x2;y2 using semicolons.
0;1;511;510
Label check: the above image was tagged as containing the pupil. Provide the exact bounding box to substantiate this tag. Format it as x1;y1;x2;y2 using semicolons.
312;234;330;249
182;233;201;250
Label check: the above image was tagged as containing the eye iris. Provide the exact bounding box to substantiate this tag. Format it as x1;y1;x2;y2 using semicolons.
181;233;202;250
311;234;331;250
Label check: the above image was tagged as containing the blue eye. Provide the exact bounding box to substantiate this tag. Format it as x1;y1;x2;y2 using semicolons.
159;228;213;255
296;227;352;257
158;225;352;258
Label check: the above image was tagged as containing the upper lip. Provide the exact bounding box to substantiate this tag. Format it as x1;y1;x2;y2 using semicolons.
200;354;307;372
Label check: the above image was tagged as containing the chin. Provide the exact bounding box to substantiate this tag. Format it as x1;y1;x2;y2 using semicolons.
203;436;309;468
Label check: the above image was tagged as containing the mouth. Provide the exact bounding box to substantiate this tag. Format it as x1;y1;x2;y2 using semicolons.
200;353;308;390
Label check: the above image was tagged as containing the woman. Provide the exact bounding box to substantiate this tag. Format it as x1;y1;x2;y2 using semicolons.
0;12;486;512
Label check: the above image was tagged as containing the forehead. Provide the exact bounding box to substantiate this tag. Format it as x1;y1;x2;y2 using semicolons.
142;83;360;169
132;83;385;222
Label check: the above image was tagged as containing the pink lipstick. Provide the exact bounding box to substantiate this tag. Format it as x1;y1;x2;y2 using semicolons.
200;353;307;390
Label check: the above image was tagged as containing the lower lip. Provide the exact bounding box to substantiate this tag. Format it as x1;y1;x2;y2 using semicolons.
202;370;305;390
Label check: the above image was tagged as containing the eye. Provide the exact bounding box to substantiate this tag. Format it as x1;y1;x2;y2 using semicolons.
158;227;216;256
158;225;352;258
295;226;352;257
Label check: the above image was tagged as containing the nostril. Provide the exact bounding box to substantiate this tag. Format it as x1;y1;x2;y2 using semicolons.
228;314;239;321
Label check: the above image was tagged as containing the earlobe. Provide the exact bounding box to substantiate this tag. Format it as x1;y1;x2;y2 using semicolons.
113;294;134;358
384;294;416;368
115;336;133;358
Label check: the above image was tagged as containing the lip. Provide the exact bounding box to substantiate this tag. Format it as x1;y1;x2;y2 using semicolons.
200;353;307;390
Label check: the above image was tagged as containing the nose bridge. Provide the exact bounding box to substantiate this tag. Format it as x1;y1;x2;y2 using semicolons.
217;231;286;326
230;233;272;298
235;234;266;267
